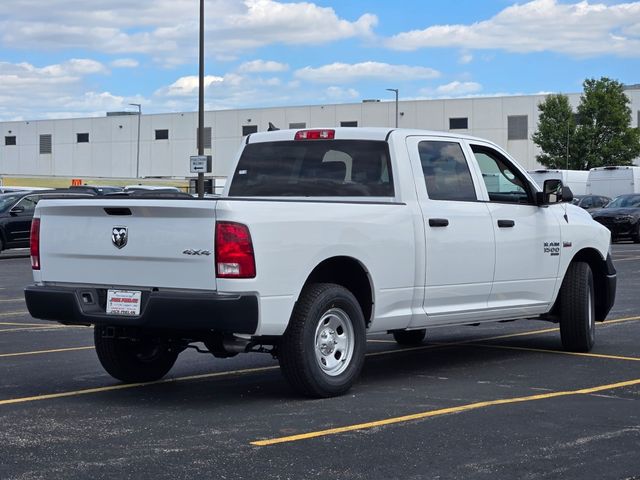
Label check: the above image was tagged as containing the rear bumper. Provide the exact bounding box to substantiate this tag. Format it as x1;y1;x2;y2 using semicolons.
24;285;258;334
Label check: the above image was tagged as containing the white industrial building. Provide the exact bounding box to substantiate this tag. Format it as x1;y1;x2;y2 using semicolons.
1;87;639;181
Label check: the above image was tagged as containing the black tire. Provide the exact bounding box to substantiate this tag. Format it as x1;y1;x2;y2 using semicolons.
278;283;366;398
94;326;179;383
392;329;426;346
559;262;595;352
633;223;640;243
0;235;4;252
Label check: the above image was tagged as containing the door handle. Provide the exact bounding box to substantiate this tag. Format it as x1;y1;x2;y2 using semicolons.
429;218;449;227
497;219;515;228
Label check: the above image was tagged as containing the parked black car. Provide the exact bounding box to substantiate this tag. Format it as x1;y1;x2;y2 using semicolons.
591;194;640;243
0;190;94;252
571;194;611;211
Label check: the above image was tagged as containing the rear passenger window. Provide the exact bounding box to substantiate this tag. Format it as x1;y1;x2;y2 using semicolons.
418;141;477;201
229;140;394;197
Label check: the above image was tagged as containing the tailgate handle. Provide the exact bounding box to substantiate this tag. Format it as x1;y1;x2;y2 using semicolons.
104;208;132;216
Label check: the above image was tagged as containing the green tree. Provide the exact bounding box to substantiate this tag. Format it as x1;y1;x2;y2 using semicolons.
572;77;640;169
531;94;578;169
532;78;640;170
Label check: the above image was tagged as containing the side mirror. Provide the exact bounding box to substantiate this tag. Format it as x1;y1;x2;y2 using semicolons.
9;206;25;215
536;179;573;205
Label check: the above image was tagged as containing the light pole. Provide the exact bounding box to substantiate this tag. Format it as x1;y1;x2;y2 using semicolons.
197;0;205;199
129;103;141;178
386;88;399;127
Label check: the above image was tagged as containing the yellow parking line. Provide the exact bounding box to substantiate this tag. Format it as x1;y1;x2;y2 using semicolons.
603;316;640;324
464;343;640;362
251;378;640;446
0;322;54;327
0;298;24;303
0;310;29;317
0;326;85;333
367;317;640;355
0;346;94;358
366;327;570;357
0;326;563;404
1;315;639;405
0;366;280;406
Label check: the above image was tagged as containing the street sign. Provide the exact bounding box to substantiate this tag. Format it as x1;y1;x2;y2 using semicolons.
190;155;211;173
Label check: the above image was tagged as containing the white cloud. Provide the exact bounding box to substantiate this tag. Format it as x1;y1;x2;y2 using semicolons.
386;0;640;57
295;61;440;84
0;1;377;65
111;58;139;68
152;70;364;112
433;81;482;96
458;52;473;64
156;75;225;97
237;60;289;73
38;58;108;76
325;86;360;99
0;60;139;120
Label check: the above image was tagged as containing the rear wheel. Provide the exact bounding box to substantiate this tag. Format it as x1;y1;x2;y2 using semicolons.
559;262;595;352
633;223;640;243
0;236;4;252
392;329;426;346
94;327;179;382
278;283;366;398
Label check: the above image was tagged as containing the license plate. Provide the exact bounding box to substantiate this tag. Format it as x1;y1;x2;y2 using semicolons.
106;290;142;316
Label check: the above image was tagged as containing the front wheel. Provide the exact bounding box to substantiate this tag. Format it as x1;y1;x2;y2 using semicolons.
559;262;595;352
94;327;179;383
278;283;366;398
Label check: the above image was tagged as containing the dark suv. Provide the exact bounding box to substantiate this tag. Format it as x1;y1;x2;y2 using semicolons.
0;190;94;252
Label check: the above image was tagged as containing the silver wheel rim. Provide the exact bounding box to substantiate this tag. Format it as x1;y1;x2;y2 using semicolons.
314;307;354;377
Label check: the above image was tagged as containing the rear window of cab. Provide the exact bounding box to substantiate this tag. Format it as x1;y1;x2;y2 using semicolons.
228;140;394;197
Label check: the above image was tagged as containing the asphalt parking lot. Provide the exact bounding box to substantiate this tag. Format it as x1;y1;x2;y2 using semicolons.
1;246;639;479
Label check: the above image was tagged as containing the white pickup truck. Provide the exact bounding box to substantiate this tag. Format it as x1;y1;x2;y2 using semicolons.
25;128;617;397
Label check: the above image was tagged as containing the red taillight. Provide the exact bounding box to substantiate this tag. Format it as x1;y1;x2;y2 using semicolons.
215;222;256;278
294;129;335;140
30;218;40;270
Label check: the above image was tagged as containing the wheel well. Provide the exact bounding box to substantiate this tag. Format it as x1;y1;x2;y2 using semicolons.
553;248;610;322
303;257;373;326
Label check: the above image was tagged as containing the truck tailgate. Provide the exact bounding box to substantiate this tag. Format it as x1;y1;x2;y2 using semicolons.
35;199;217;291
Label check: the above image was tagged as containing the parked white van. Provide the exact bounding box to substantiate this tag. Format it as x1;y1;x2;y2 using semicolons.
587;166;640;198
528;169;589;195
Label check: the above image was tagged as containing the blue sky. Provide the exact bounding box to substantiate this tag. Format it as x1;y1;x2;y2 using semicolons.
0;0;638;120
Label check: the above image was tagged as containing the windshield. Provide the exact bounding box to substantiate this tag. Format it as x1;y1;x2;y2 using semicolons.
605;195;640;208
0;193;21;212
